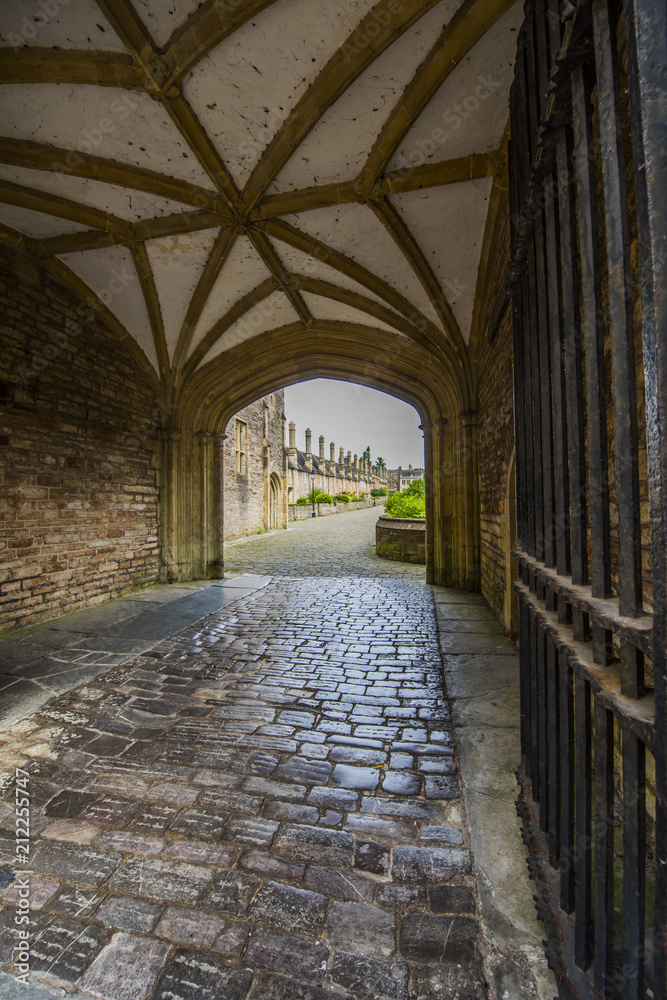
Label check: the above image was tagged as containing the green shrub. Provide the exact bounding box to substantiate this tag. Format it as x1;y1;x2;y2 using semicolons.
383;479;426;519
371;487;388;498
295;496;312;506
334;493;350;503
314;492;333;504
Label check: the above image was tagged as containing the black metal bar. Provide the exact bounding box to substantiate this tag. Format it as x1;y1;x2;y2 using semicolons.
571;62;612;600
574;674;593;969
519;596;532;761
559;647;575;914
530;611;540;790
593;700;614;997
622;731;646;1000
534;216;555;570
591;0;643;618
546;636;560;865
555;125;588;587
527;235;545;562
543;172;571;579
537;622;549;831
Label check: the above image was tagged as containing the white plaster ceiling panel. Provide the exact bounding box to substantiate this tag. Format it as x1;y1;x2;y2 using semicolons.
0;166;193;221
0;84;216;190
281;203;443;330
389;2;523;169
132;0;203;49
182;0;377;189
0;203;91;238
200;291;300;363
188;236;273;356
269;2;460;193
146;229;218;361
58;246;157;370
266;237;389;310
301;292;398;334
390;177;493;341
0;0;125;51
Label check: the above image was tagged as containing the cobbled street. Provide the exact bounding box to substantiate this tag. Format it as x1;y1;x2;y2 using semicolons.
224;505;426;580
0;510;498;1000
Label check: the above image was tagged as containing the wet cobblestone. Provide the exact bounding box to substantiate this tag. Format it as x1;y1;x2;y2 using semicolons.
0;576;487;998
223;505;426;580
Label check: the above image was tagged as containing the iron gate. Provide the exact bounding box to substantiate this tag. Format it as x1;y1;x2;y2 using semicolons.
508;0;666;997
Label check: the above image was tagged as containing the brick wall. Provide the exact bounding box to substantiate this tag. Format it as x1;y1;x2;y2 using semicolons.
0;248;160;633
223;391;285;539
476;194;517;635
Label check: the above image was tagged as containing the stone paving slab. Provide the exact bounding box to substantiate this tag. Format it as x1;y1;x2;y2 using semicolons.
0;576;487;1000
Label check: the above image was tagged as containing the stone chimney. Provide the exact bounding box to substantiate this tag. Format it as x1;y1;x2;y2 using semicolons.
305;428;312;471
339;447;345;476
288;421;297;461
319;435;325;462
346;450;352;476
353;454;358;480
330;442;336;465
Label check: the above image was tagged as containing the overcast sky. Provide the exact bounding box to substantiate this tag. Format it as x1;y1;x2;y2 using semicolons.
284;379;425;469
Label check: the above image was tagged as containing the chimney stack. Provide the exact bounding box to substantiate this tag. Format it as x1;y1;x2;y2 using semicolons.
305;428;312;471
330;442;336;465
319;435;325;461
288;421;296;460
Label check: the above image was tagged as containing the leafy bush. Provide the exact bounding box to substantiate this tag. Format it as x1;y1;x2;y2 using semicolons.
334;493;350;503
295;496;313;506
314;492;333;504
383;478;426;519
371;487;388;498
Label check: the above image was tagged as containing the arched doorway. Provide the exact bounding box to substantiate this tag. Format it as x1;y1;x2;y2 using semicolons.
268;472;282;530
166;323;477;591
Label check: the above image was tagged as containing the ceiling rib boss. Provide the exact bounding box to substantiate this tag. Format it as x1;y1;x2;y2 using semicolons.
0;0;521;588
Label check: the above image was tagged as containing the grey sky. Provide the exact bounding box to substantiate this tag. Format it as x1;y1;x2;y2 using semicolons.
284;379;425;469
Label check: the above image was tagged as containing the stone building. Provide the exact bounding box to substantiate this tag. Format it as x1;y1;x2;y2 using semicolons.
387;465;425;493
223;392;286;539
286;422;387;502
0;2;665;995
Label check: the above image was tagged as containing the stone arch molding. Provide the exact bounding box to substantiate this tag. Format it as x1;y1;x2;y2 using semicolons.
0;0;521;587
162;322;478;588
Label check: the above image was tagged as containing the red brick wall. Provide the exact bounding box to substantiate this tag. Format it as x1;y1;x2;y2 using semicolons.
0;248;160;632
476;194;517;634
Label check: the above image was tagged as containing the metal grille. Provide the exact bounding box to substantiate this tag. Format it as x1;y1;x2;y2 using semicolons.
507;1;666;997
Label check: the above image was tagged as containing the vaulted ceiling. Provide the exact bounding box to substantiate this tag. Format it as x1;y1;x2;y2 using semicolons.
0;0;521;405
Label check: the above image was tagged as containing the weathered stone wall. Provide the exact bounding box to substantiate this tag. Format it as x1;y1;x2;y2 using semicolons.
476;193;517;635
0;248;160;633
223;391;285;539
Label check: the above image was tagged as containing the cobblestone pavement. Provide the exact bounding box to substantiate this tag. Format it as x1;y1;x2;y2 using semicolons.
224;505;426;581
0;576;488;1000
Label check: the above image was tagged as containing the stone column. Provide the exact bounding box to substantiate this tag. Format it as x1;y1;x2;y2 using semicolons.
160;428;181;583
459;411;479;591
211;432;226;578
195;431;212;579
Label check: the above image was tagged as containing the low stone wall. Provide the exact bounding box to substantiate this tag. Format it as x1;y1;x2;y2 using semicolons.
375;516;426;564
289;499;379;521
